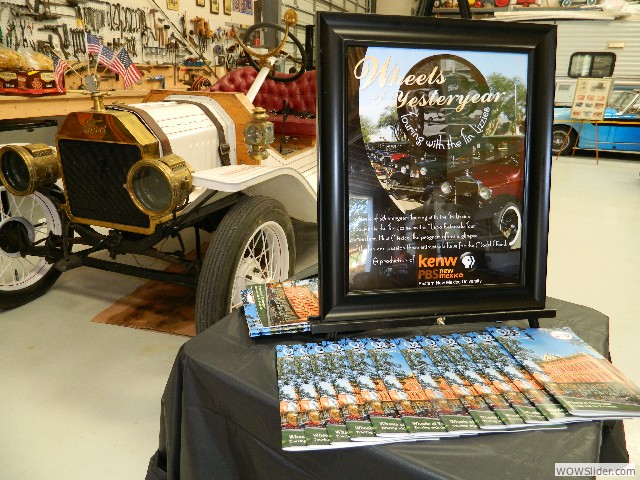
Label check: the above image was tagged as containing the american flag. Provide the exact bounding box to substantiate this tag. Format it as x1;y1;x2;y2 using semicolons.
85;32;102;55
96;44;116;68
50;51;69;93
110;48;142;89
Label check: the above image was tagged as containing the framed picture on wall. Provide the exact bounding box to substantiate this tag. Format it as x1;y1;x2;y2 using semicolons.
166;0;179;11
313;13;558;333
196;0;205;6
210;0;219;13
223;0;231;15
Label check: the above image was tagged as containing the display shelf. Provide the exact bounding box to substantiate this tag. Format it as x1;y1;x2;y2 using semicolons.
0;90;151;120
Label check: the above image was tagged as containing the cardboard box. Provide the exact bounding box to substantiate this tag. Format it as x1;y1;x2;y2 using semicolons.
0;70;63;95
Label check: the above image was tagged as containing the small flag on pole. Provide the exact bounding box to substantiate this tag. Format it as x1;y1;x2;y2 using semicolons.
109;48;142;89
96;44;116;68
85;32;102;55
50;51;69;93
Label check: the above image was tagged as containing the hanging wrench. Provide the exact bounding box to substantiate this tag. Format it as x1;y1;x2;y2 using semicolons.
19;17;28;48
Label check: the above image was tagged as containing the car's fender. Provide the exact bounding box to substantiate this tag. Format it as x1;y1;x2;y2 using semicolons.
192;164;317;223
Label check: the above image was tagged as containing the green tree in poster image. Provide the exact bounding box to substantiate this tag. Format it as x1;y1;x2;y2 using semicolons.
360;116;379;143
486;74;527;136
348;197;370;268
376;105;406;142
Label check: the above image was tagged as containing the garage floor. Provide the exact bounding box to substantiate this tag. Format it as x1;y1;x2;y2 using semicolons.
0;155;638;480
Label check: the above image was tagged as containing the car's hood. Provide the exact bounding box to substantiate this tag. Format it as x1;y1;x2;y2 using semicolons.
460;161;521;187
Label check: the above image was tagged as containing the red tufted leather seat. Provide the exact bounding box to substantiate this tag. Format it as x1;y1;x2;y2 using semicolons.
210;66;316;138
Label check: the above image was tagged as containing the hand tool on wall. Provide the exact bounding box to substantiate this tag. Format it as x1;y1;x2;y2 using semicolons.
146;0;216;78
19;17;28;48
70;27;85;61
6;19;15;49
38;24;70;58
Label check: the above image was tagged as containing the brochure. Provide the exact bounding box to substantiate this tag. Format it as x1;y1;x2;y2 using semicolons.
466;331;576;423
435;335;526;428
418;336;505;429
241;277;318;336
340;339;410;438
304;342;354;444
490;326;640;418
274;325;636;451
291;344;336;447
319;340;379;441
452;333;548;424
395;337;480;433
363;338;448;437
276;345;312;450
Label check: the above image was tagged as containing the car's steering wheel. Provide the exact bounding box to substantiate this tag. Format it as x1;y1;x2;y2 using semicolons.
236;9;307;83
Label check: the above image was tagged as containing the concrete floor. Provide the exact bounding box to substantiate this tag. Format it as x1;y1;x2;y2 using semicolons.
0;155;638;479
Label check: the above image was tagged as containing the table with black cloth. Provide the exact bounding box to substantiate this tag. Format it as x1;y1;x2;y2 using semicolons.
145;298;629;480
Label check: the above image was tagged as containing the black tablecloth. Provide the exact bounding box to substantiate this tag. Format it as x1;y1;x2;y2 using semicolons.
146;298;628;480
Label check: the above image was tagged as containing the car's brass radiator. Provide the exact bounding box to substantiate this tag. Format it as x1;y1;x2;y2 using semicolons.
57;139;150;229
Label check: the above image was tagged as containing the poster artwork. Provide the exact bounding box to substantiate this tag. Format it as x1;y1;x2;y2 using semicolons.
569;78;613;122
348;47;528;292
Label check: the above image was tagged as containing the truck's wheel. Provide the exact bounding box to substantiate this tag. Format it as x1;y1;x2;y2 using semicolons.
0;187;62;309
195;196;295;333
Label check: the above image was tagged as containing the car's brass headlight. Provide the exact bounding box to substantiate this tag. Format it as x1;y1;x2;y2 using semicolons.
0;143;59;196
126;154;194;217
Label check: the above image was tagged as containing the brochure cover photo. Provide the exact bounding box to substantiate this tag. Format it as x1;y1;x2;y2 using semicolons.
490;326;640;417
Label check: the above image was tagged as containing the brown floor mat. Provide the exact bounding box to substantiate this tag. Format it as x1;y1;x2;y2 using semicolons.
91;278;197;336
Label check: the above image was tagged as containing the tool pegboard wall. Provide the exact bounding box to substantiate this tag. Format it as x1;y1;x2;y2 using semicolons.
0;0;254;88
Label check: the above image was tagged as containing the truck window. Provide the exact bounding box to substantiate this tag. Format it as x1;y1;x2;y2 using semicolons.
568;52;615;78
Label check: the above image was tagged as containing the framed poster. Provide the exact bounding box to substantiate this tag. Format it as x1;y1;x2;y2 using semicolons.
196;0;205;6
570;78;613;121
210;0;219;13
224;0;231;15
314;13;557;333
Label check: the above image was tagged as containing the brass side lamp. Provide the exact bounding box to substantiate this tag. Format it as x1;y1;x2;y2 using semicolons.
244;107;274;161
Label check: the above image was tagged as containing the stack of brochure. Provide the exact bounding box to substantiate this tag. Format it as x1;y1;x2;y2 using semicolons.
276;327;640;450
241;277;318;337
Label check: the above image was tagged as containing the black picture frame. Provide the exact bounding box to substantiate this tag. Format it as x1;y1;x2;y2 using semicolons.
313;13;557;333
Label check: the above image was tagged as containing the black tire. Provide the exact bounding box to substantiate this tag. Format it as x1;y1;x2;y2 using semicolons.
492;201;522;249
242;23;307;83
0;188;62;309
552;126;577;156
195;195;296;333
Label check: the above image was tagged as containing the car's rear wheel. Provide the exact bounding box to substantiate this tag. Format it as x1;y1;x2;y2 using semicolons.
492;201;522;249
0;187;62;309
552;126;577;156
195;195;295;333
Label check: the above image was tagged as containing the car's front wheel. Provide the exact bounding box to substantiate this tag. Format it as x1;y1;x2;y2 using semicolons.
195;195;295;333
552;126;577;156
0;187;63;309
492;202;522;249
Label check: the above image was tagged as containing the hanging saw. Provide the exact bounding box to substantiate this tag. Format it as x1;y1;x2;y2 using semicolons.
146;0;217;79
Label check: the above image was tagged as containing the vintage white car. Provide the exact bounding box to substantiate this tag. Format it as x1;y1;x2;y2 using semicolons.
0;13;317;332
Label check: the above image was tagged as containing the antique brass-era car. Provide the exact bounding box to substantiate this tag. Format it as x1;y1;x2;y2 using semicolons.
0;12;315;333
